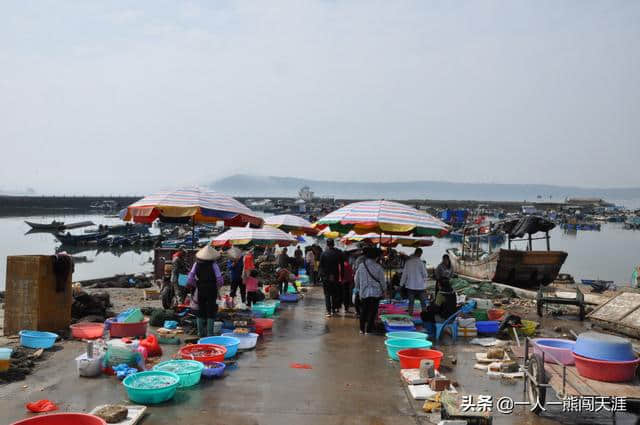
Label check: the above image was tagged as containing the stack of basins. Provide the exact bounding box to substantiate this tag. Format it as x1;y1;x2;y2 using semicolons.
572;332;640;382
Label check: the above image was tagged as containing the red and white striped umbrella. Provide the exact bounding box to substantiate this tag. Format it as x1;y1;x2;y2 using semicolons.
212;226;298;247
264;214;318;236
341;231;434;247
315;200;449;237
122;186;263;226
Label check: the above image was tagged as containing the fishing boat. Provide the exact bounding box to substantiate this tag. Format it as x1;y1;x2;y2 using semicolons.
55;231;109;245
25;220;64;230
447;216;567;290
581;279;616;292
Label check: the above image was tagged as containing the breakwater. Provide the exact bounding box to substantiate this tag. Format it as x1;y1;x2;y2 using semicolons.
0;195;140;217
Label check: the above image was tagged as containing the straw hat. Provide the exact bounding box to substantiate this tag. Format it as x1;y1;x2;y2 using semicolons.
227;247;242;260
196;245;221;261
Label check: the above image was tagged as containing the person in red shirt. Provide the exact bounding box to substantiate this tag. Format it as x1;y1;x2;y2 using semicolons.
341;258;355;315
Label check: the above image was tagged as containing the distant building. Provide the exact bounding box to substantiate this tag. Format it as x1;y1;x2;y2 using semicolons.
298;186;314;201
565;197;612;207
521;205;538;215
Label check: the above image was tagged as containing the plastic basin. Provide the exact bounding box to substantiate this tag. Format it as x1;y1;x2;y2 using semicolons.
573;331;636;361
252;304;276;318
476;321;500;334
384;323;416;332
19;330;58;349
107;318;149;338
0;347;12;372
381;314;412;323
253;318;274;331
532;338;575;365
178;344;227;362
70;322;104;340
384;338;432;361
397;348;444;370
279;293;299;302
198;336;240;358
222;332;258;350
385;331;429;341
122;371;179;404
487;309;505;321
10;413;107;425
573;353;640;382
201;361;226;378
153;360;204;388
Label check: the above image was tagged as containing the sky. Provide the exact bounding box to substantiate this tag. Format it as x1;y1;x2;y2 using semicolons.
1;0;639;195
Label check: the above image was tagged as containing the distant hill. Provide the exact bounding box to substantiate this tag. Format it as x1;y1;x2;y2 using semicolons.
209;174;640;203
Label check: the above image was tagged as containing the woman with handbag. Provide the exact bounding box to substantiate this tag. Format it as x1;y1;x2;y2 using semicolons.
354;247;386;334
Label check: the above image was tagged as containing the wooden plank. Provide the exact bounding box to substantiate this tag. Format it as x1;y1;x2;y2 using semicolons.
546;363;640;398
589;292;640;322
546;364;581;396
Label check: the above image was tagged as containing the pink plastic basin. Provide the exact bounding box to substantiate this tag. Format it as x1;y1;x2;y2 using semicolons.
532;338;575;365
108;318;149;338
10;413;106;425
70;322;104;340
573;353;640;382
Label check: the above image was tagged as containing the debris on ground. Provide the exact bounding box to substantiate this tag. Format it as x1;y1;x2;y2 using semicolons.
72;290;114;321
26;399;58;412
93;405;129;423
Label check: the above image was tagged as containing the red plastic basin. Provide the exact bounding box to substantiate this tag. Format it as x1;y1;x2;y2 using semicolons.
11;413;106;425
179;344;227;362
487;309;505;321
573;353;640;382
70;322;104;339
108;318;149;338
397;349;444;370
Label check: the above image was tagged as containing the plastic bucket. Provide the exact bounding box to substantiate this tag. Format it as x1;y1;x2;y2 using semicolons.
0;347;12;372
76;353;103;377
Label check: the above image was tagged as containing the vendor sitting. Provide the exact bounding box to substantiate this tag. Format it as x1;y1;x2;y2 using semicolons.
420;254;457;340
276;266;298;296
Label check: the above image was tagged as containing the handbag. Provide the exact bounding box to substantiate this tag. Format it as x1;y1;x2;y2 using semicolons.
363;261;386;296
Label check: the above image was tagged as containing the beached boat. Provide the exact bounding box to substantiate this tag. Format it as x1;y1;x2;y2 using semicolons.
447;216;567;289
25;220;64;230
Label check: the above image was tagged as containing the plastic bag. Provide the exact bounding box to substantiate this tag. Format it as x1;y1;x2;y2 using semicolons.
26;400;58;412
139;334;162;357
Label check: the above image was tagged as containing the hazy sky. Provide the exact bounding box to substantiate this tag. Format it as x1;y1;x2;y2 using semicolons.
1;1;638;195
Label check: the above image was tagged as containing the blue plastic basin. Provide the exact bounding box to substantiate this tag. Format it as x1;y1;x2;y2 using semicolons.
476;321;500;334
198;336;240;358
123;371;179;404
573;331;637;361
19;330;58;349
384;338;432;361
386;331;429;341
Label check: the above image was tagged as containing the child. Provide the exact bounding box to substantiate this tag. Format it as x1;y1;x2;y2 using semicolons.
245;269;261;307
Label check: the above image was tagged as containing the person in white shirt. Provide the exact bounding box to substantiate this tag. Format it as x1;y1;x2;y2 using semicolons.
400;248;428;316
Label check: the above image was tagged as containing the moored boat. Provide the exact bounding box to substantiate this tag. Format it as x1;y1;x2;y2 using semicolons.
447;216;568;289
25;220;64;230
55;231;109;245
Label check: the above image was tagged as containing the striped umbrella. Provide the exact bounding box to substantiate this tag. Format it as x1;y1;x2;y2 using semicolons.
212;226;298;247
264;214;318;236
341;231;434;248
315;200;449;237
122;187;263;226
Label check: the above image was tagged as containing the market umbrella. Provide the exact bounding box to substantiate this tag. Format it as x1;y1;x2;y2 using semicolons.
122;187;263;227
341;231;434;248
264;214;318;236
315;200;449;237
211;226;298;247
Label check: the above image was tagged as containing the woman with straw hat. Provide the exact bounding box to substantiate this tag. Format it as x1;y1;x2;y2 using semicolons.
187;245;224;337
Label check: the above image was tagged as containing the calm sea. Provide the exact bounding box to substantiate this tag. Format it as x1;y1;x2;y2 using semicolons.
0;214;639;290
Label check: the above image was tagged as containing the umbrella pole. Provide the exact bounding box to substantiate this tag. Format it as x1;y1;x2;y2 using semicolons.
192;217;195;249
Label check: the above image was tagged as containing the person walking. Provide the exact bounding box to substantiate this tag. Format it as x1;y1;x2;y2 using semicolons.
304;247;315;284
277;247;290;269
400;248;429;316
186;245;223;337
228;248;245;304
341;255;355;314
354;247;386;334
319;239;343;317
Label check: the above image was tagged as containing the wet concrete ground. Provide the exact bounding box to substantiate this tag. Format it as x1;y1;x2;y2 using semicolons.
2;288;640;425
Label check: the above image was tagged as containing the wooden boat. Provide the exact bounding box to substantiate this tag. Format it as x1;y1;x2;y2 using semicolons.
25;220;64;230
447;216;568;289
55;231;109;245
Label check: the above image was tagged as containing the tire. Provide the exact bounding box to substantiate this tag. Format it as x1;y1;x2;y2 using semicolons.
527;354;547;415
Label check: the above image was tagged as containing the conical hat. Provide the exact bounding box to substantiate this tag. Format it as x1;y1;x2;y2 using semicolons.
196;245;221;261
227;247;242;260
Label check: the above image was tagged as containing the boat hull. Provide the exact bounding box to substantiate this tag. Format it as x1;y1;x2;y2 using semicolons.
447;248;568;289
